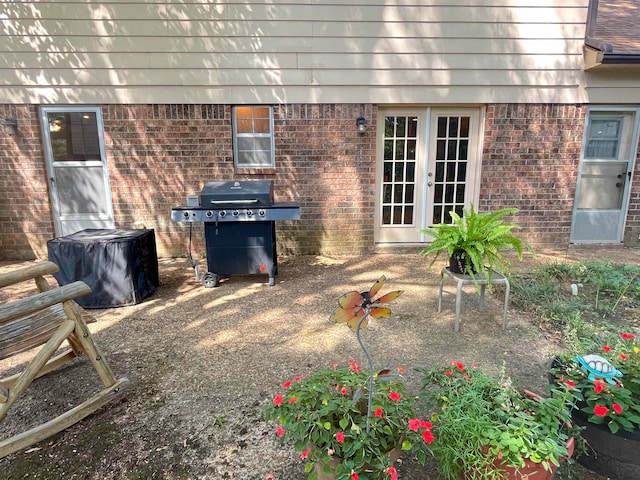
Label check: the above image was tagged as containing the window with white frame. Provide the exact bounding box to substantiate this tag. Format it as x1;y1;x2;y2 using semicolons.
232;106;275;168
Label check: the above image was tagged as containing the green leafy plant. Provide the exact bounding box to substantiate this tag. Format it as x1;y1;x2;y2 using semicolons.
265;363;433;480
511;261;640;329
551;330;640;435
264;276;434;480
419;362;577;480
419;205;532;285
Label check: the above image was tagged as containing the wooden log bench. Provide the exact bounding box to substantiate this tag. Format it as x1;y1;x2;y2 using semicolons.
0;261;128;458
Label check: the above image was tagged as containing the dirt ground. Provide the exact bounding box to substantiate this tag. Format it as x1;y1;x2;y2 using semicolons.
1;245;639;480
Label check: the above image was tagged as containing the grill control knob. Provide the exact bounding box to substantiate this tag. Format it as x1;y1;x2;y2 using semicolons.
246;209;254;216
258;209;266;217
183;211;190;218
205;210;214;217
219;210;226;217
232;210;239;217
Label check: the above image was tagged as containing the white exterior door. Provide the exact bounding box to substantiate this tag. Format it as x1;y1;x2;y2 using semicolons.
571;108;640;243
40;106;114;237
375;108;482;244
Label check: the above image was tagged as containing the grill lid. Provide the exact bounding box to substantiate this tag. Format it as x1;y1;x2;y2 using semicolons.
201;180;274;206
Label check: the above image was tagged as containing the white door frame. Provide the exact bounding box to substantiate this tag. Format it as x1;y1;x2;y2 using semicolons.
375;106;484;245
39;106;115;237
570;106;640;243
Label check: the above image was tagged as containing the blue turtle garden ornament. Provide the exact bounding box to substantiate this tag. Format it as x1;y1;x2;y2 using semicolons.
575;354;623;385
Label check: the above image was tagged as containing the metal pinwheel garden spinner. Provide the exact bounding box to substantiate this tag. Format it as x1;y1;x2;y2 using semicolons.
329;275;403;331
329;275;403;432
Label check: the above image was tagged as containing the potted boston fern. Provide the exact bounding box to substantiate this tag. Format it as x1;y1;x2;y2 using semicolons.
420;362;578;480
419;205;532;281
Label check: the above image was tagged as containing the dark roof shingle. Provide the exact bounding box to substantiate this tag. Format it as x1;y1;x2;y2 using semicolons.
594;0;640;53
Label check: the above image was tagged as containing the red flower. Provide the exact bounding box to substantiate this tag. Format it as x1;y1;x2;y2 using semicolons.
375;408;383;418
602;345;612;353
387;466;398;480
335;431;345;443
409;418;433;432
397;366;405;373
564;379;575;388
419;419;433;429
273;394;284;406
620;353;629;361
330;361;338;367
594;379;606;394
389;391;401;401
276;426;285;437
349;360;362;373
453;361;465;370
621;333;636;340
444;370;453;377
613;403;624;414
294;376;302;382
422;429;435;444
408;419;421;432
282;380;292;388
351;472;359;480
288;396;297;404
340;387;348;395
594;405;609;416
301;449;310;460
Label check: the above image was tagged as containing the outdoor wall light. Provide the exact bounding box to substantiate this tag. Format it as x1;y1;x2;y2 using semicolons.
356;116;366;134
3;117;17;135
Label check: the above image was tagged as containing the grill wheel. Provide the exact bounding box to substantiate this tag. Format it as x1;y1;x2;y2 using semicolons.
201;272;218;288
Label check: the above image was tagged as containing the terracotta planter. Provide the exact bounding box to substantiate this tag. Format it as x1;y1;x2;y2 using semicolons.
313;447;402;480
464;390;575;480
485;436;575;480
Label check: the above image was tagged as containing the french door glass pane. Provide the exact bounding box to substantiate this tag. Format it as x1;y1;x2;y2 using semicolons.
381;115;418;225
432;116;471;224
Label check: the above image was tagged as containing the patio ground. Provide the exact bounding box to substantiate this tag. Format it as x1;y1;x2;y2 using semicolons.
1;245;639;479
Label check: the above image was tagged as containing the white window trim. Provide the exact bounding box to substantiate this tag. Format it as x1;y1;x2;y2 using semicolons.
232;106;275;168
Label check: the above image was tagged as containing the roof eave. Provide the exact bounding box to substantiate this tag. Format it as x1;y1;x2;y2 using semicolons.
584;38;640;70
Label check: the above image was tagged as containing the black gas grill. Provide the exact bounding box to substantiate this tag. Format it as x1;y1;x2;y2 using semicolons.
171;180;300;287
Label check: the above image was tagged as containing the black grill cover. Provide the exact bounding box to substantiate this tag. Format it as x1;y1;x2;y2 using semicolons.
200;180;274;206
47;229;159;308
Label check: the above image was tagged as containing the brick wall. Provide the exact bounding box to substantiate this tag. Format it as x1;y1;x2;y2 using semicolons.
1;102;639;261
481;104;587;247
0;103;377;260
105;103;377;257
0;104;54;259
625;142;640;245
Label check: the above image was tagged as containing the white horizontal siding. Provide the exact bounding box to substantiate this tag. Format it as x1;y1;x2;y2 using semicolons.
0;0;622;105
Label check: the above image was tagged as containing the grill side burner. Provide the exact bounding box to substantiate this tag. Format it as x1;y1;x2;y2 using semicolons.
171;180;300;287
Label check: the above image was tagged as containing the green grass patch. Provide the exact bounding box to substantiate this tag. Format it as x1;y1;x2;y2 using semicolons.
511;261;640;332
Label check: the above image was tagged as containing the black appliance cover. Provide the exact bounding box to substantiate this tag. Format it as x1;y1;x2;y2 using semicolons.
47;228;159;308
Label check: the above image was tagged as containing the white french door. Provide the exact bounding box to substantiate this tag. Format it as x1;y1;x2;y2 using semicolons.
40;106;114;237
375;108;482;244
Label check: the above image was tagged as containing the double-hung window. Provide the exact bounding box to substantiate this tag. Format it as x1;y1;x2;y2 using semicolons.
232;106;275;168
